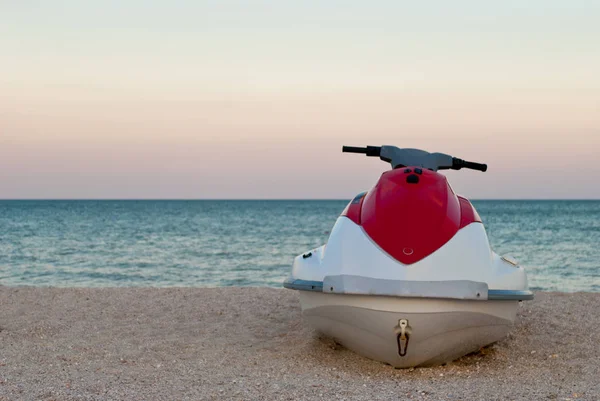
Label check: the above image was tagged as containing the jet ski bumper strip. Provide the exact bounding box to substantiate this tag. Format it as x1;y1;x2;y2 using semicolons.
284;275;533;301
283;278;324;292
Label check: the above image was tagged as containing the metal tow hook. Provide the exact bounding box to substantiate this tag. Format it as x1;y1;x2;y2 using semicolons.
395;319;411;357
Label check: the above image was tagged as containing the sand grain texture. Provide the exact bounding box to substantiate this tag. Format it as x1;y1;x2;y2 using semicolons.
0;287;598;400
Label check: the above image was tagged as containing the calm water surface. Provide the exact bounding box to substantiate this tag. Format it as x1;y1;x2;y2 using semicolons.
0;200;598;291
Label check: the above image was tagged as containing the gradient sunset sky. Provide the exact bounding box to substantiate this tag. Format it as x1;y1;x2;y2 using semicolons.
2;0;599;199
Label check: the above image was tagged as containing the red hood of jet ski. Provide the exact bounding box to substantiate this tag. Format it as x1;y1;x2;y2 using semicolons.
342;167;481;264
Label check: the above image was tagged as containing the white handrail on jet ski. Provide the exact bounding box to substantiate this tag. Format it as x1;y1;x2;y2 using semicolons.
284;145;533;368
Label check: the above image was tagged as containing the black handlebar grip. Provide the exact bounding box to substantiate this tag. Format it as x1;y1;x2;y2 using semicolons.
452;158;487;172
463;161;488;172
342;146;368;154
342;145;382;157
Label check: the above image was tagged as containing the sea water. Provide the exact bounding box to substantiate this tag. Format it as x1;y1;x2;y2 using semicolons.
0;200;598;291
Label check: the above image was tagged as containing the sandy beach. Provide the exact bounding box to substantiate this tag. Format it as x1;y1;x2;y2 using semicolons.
0;287;598;400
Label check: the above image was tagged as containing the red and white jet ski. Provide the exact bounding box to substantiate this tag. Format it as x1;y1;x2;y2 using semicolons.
284;145;532;368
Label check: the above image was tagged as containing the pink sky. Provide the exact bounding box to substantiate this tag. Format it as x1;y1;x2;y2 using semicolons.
1;1;599;199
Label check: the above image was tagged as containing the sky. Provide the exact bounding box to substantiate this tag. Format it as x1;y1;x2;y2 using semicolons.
1;0;599;199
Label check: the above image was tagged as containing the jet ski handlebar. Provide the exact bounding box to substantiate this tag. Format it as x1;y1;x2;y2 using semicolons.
342;145;487;172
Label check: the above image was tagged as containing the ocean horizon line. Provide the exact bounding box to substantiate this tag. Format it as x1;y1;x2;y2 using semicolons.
1;198;599;202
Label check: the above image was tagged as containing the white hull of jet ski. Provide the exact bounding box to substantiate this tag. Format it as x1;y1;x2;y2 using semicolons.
299;291;517;368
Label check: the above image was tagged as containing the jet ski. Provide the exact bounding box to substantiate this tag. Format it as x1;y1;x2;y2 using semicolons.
284;145;533;368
